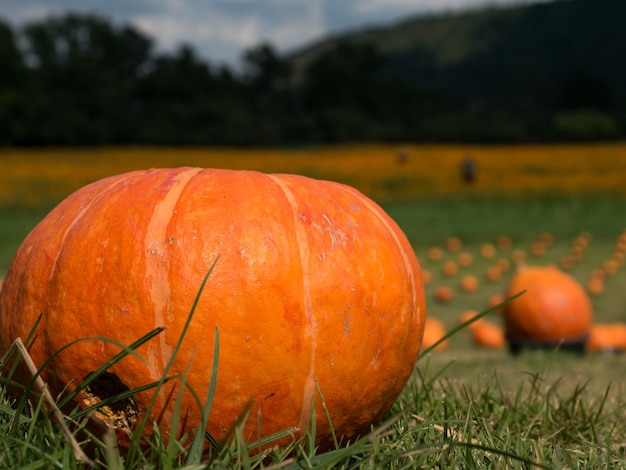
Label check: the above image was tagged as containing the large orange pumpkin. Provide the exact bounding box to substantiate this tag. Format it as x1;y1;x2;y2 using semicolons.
503;265;592;351
0;167;426;452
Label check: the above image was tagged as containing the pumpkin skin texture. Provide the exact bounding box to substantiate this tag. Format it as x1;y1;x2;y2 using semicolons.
0;167;425;452
503;265;592;344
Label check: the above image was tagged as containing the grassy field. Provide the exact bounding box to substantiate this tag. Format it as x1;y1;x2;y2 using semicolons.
2;145;626;467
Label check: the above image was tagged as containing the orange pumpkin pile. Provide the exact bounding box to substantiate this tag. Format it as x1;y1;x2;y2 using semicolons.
0;167;426;452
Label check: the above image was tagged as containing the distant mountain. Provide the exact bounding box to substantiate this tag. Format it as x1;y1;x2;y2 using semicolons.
293;0;625;97
287;0;626;142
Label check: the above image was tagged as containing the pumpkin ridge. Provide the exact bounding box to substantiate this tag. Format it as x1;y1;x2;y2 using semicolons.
340;185;419;324
266;174;318;433
48;172;141;283
144;167;203;369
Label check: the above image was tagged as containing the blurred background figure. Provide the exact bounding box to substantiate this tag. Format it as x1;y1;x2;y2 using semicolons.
460;155;478;185
396;148;410;165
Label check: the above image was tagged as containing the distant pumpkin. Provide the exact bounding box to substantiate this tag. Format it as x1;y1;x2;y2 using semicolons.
427;246;444;262
446;237;462;252
458;309;484;331
496;235;513;250
503;265;593;346
586;323;626;353
486;293;506;311
434;285;454;303
586;276;604;296
457;252;473;267
422;317;448;351
459;274;479;293
442;260;459;277
479;243;496;259
485;264;503;283
472;320;506;349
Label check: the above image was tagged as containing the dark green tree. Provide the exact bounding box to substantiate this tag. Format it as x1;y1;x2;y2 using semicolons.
133;44;250;145
19;13;153;144
0;20;27;145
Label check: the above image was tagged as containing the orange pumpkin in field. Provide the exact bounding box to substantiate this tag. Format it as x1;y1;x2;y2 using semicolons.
586;323;626;353
486;293;506;311
442;260;458;277
459;274;479;292
0;167;426;453
434;285;454;303
422;317;448;351
427;246;444;262
458;309;484;330
503;265;593;349
472;321;506;349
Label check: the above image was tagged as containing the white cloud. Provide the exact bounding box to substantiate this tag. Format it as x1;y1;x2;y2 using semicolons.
1;0;552;67
132;1;326;65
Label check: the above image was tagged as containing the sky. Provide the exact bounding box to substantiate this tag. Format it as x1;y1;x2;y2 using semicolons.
1;0;551;68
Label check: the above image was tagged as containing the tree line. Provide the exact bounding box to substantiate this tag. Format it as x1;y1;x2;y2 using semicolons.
0;11;623;146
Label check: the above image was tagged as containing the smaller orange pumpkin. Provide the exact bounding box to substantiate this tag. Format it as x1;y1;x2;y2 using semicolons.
458;309;484;331
558;255;576;271
529;241;546;257
446;237;462;252
434;285;454;303
496;235;513;250
510;249;526;265
427;246;444;262
486;293;506;312
503;265;593;353
537;232;554;246
485;264;503;283
615;232;626;252
571;235;589;253
422;317;448;351
442;260;459;277
496;258;511;272
457;252;473;267
480;243;496;259
472;320;506;349
586;276;604;296
602;259;620;276
586;323;626;353
459;274;479;293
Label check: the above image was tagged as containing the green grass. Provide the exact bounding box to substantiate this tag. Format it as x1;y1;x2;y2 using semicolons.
383;195;626;245
2;196;626;467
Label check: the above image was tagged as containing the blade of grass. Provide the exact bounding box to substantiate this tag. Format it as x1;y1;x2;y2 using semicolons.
3;338;93;465
186;326;220;462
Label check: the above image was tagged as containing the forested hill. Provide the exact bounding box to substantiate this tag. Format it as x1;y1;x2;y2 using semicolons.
1;0;625;146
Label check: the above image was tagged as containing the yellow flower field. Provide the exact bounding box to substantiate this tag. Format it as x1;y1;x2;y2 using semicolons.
2;143;626;209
